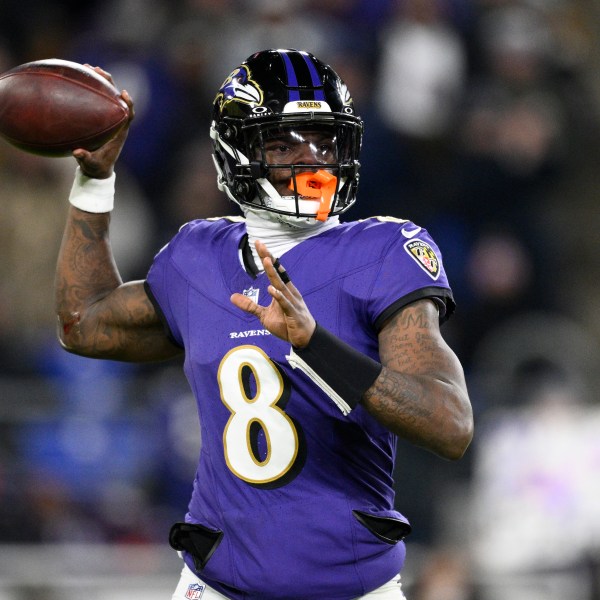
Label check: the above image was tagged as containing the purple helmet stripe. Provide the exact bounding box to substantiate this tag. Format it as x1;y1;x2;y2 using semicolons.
302;54;326;101
281;52;301;101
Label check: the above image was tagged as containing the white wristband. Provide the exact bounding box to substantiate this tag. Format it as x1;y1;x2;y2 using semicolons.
68;167;116;213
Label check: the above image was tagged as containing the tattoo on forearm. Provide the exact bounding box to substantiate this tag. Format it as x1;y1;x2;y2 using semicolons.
361;301;450;438
364;368;432;428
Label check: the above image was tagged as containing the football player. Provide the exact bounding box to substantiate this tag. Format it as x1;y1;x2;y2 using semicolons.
55;49;473;599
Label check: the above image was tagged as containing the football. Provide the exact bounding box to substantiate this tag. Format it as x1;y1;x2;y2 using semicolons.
0;58;129;156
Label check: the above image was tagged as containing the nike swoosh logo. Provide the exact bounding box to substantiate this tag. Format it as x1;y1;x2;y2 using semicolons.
401;226;422;239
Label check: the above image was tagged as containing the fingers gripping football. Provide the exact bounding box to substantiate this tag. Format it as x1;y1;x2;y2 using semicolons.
72;66;135;179
230;241;316;347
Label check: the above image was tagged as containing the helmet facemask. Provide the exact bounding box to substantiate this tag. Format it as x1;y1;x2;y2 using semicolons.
212;114;361;227
252;117;361;225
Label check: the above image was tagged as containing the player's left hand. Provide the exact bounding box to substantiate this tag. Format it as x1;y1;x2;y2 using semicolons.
230;240;316;348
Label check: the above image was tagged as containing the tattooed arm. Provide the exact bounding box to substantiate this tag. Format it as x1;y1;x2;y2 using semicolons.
55;208;182;362
363;299;473;460
54;66;181;363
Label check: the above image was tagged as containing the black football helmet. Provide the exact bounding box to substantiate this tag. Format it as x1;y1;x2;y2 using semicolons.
210;49;363;226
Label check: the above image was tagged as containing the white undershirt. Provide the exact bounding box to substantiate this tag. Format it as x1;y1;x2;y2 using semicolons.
243;208;340;272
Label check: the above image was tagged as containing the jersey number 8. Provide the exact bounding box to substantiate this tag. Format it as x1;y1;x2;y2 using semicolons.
218;345;300;485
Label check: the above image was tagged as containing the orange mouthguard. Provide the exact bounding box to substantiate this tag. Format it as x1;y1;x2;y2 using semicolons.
289;170;338;221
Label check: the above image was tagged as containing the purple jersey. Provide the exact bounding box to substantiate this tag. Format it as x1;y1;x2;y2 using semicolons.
146;217;454;599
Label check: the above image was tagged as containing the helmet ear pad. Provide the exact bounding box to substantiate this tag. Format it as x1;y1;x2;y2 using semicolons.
216;121;239;144
211;126;257;205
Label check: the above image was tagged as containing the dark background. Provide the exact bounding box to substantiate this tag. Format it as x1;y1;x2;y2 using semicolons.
0;1;599;598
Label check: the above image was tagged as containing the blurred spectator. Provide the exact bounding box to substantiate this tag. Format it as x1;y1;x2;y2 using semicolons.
465;230;533;303
375;0;467;139
0;147;73;372
412;547;474;600
460;4;563;176
364;0;472;225
467;312;600;599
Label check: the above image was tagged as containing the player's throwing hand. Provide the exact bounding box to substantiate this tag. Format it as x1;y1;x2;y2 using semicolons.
72;67;135;179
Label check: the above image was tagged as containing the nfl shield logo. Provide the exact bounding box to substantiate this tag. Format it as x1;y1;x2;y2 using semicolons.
242;286;260;304
185;583;205;599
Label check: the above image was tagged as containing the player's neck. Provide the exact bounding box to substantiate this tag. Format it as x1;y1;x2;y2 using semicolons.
243;209;339;272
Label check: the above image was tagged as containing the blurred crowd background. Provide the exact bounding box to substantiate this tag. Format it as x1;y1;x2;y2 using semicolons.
1;0;600;598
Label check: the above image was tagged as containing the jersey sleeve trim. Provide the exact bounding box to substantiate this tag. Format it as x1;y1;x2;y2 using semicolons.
374;286;456;332
143;280;184;349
